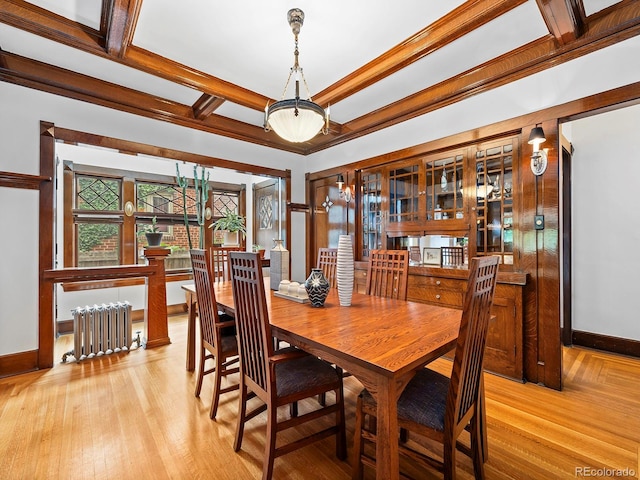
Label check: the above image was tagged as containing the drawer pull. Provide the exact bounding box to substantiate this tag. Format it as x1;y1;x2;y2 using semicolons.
436;280;441;286
435;294;441;300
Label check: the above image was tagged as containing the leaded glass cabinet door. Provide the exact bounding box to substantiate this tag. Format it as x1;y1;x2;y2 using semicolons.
424;151;465;225
361;169;383;258
474;138;517;267
386;161;422;234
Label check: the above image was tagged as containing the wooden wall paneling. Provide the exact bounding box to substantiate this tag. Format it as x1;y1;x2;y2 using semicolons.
62;162;74;267
536;120;562;389
308;175;347;268
518;121;562;389
519;124;541;385
122;176;135;265
38;121;56;369
560;139;573;347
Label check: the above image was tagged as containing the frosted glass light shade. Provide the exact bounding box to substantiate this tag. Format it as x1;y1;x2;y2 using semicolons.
266;99;326;143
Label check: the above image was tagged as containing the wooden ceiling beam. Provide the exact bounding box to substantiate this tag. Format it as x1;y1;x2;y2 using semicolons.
192;93;225;120
536;0;585;45
0;0;105;53
313;0;527;106
123;46;272;111
0;50;308;154
103;0;143;57
309;1;640;153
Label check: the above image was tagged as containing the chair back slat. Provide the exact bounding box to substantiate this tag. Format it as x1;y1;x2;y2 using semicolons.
229;252;273;397
365;249;409;300
189;249;220;349
448;256;499;429
440;246;465;267
317;248;338;288
210;246;243;283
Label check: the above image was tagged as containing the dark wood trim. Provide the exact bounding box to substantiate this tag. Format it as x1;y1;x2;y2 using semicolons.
103;0;142;58
39;121;56;370
63;164;74;267
536;0;585;45
60;272;193;291
192;94;225;120
53;126;290;178
572;331;640;358
561;143;573;347
0;0;104;54
0;171;50;189
0;349;38;378
287;202;309;213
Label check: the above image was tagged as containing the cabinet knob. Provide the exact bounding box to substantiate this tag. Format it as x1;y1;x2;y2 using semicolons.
436;280;441;286
435;294;441;300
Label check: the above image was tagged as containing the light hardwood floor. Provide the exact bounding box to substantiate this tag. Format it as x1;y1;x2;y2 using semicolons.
0;315;638;479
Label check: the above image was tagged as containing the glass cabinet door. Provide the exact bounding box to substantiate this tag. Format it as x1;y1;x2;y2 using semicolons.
388;163;420;225
475;139;516;266
361;170;383;257
424;153;465;222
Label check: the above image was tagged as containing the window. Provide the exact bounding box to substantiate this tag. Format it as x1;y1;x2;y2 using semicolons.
64;162;242;272
74;175;122;267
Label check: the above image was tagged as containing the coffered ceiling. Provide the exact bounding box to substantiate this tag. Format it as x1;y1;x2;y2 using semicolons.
0;0;637;155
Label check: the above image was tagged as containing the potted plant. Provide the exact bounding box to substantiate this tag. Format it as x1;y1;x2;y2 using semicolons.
252;244;266;259
211;209;246;246
144;216;163;247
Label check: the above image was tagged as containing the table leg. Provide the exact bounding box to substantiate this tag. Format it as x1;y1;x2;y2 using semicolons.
185;290;196;372
375;376;401;480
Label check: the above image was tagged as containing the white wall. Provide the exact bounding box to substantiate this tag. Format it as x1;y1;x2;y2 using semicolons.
569;104;640;340
0;188;39;353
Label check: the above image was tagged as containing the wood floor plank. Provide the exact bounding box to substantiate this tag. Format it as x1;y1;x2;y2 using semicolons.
0;315;639;479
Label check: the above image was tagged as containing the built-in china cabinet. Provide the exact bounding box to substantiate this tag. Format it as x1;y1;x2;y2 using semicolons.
315;134;527;381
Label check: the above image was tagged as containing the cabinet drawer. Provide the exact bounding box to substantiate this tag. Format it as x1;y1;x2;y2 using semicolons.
411;275;466;291
409;286;463;308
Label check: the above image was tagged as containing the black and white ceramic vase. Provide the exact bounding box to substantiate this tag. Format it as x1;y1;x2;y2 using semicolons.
304;268;330;307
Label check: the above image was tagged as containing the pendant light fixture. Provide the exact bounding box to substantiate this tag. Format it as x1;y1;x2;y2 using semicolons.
263;8;330;143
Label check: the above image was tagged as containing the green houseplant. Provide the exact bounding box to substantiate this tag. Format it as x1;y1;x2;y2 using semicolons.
252;244;265;259
211;209;246;245
144;216;163;247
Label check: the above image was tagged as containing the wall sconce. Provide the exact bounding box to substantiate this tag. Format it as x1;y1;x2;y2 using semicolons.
336;174;354;203
528;125;548;176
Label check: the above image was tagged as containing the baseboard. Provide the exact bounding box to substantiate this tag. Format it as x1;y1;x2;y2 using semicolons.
0;349;38;378
56;303;188;335
572;330;640;358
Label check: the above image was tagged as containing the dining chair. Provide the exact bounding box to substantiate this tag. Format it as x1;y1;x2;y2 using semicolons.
210;246;243;283
316;247;338;288
441;246;465;267
365;249;410;300
229;251;347;480
189;249;240;420
352;255;500;480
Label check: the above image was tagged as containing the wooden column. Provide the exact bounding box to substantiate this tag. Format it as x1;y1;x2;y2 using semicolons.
143;247;171;349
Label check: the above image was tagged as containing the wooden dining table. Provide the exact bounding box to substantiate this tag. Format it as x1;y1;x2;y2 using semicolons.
182;280;461;480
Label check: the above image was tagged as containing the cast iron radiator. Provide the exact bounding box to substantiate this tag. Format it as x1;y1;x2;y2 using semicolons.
63;302;140;362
